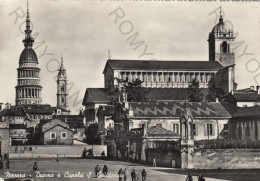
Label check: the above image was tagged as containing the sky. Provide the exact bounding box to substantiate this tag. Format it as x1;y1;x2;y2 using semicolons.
0;0;260;114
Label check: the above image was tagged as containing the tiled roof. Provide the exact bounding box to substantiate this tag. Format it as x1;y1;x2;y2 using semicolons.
82;88;210;105
220;102;238;116
232;106;260;119
9;124;27;129
104;59;223;73
129;101;231;118
82;88;119;105
55;115;85;129
147;126;177;136
21;104;53;115
97;105;115;116
0;107;25;117
43;124;73;133
232;90;260;102
144;88;209;101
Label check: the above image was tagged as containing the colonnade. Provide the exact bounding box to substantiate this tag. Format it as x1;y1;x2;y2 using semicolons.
117;71;216;86
17;88;41;99
18;69;39;78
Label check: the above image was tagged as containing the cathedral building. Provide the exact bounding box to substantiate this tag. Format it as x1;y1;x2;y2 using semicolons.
15;2;42;106
103;12;236;94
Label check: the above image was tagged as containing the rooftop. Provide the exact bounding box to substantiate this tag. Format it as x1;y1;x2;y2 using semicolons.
129;101;232;118
104;59;223;73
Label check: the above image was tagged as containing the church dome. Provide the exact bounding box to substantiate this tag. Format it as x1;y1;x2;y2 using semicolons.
19;48;38;64
211;15;232;35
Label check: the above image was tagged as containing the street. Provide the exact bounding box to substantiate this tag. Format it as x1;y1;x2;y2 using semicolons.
0;158;257;181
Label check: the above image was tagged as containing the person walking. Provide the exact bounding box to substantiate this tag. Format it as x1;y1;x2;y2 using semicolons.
33;162;38;171
94;165;101;178
141;169;146;181
198;174;205;181
118;168;123;181
131;169;136;181
6;160;10;169
152;158;156;167
186;173;193;181
0;160;3;170
123;168;127;181
103;165;108;176
56;154;59;163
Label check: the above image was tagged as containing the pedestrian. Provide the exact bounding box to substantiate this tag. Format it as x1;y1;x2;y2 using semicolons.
131;169;136;181
101;151;105;158
0;160;3;170
141;169;146;181
152;158;156;167
33;162;38;171
103;165;108;176
198;174;205;181
123;168;127;181
6;160;10;169
4;153;7;160
82;148;87;158
94;165;101;178
56;154;59;163
186;172;193;181
118;168;123;181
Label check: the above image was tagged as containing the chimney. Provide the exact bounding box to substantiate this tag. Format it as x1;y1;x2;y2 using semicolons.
0;103;3;111
5;103;11;109
256;86;260;94
215;98;219;103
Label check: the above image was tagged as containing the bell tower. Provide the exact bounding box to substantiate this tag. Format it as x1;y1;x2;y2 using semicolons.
208;8;235;67
57;56;68;110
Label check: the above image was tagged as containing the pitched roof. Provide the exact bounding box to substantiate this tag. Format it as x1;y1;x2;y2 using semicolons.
16;105;53;115
0;107;25;117
97;105;115;116
9;124;27;129
82;88;119;105
55;115;85;129
129;101;231;118
232;88;260;102
144;88;209;101
232;106;260;119
82;88;210;105
43;124;73;133
147;126;177;136
104;59;223;73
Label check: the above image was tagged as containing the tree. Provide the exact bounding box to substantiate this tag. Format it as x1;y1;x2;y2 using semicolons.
123;78;147;102
86;123;101;145
187;78;203;102
206;78;225;102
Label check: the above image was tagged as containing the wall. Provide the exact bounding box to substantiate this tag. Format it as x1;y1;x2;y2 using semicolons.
0;128;10;155
193;149;260;169
237;102;257;107
128;118;228;140
146;149;181;168
9;145;107;158
44;126;73;145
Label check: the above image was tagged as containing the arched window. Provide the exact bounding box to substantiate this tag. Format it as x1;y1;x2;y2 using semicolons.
222;41;228;53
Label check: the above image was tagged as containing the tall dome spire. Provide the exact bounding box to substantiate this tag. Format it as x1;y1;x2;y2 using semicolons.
23;0;34;48
15;0;42;106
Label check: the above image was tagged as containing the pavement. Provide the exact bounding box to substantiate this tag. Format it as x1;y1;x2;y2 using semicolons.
0;158;253;181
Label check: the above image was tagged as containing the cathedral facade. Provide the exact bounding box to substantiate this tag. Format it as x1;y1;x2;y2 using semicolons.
15;3;42;105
